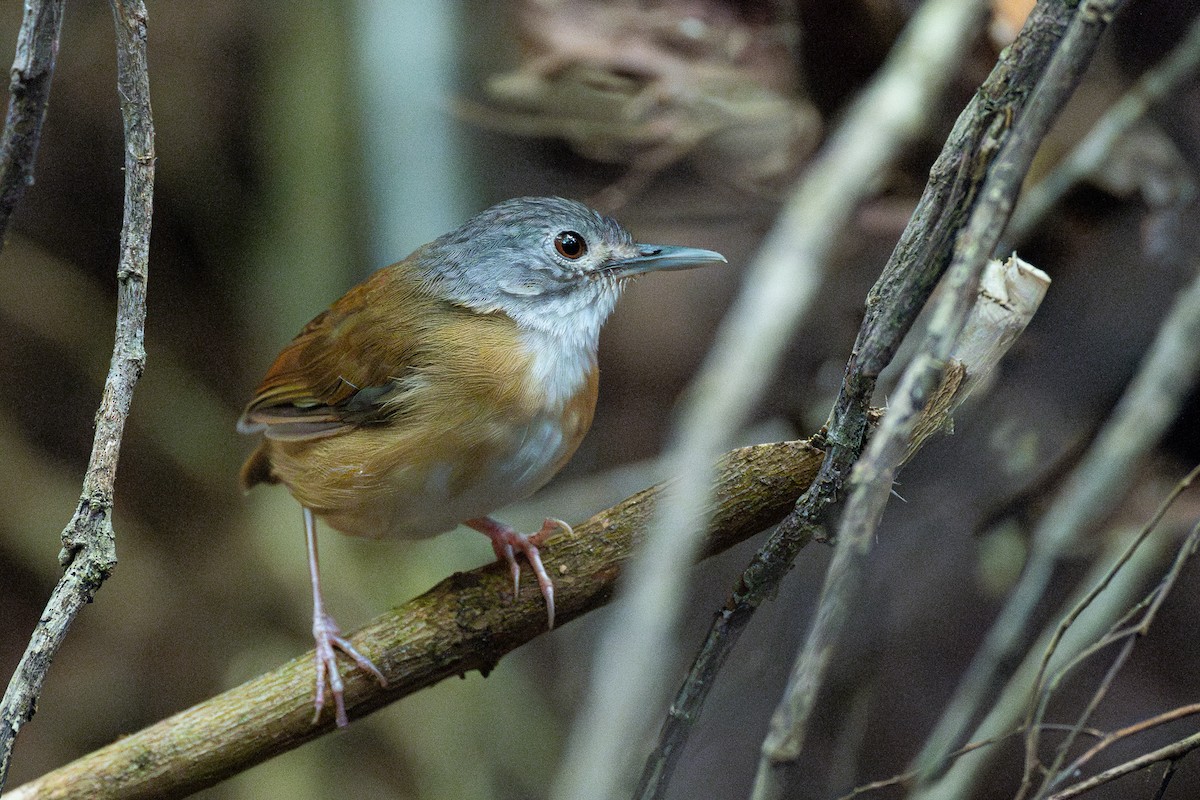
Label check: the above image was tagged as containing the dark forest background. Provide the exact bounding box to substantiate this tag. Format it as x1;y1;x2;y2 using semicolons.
2;1;1200;798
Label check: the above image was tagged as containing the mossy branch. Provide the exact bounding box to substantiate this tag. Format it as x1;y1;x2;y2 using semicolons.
8;438;825;800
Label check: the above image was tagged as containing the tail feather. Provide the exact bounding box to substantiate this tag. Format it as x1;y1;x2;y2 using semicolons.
240;443;278;491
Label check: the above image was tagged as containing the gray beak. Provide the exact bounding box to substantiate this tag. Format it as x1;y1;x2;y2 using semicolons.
602;244;727;278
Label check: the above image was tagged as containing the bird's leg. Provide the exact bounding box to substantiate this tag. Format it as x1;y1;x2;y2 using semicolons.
465;516;570;630
304;507;386;727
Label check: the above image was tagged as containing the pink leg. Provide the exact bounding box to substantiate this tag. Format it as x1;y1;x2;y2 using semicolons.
305;507;386;727
465;516;570;630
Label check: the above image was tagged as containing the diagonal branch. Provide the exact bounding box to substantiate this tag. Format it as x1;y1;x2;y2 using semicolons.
7;439;826;800
1001;9;1200;251
911;219;1200;794
1021;463;1200;799
0;0;153;792
553;2;988;796
753;3;1124;796
1031;513;1200;800
1054;702;1200;790
640;2;1091;796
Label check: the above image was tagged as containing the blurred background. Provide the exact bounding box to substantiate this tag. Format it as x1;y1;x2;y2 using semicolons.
1;0;1200;798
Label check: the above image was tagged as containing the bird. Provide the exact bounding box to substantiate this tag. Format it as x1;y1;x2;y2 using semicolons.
237;196;726;727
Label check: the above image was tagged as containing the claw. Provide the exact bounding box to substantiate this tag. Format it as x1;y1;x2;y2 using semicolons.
466;516;570;630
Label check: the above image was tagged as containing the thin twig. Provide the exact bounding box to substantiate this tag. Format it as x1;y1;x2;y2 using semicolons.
1031;636;1137;798
1001;9;1200;251
835;724;1105;800
749;3;1119;797
1022;463;1200;727
1019;464;1200;798
1048;730;1200;800
6;439;827;800
1056;702;1200;786
904;519;1183;799
1033;517;1200;799
0;0;153;792
0;0;64;241
554;2;992;798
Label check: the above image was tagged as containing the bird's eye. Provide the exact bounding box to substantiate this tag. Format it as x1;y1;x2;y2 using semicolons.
553;231;587;260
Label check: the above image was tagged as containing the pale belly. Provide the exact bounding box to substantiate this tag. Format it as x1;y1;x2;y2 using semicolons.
300;411;582;540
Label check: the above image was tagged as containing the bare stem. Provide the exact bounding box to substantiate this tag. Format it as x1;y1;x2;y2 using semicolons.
0;0;153;792
0;0;64;241
1032;516;1200;799
1017;463;1200;798
898;517;1186;799
1048;728;1200;800
1055;702;1200;787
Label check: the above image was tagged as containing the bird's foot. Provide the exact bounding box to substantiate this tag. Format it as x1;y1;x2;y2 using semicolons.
311;611;387;727
467;516;571;630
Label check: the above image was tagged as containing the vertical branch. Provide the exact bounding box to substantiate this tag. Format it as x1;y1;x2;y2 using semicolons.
0;0;153;792
0;0;66;243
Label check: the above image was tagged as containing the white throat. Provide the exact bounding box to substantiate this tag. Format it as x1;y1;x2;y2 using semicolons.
506;284;619;407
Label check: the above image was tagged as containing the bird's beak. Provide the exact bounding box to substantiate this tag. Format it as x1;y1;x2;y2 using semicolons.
600;244;727;278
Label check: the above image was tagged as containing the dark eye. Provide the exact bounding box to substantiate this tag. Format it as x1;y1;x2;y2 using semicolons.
554;231;587;260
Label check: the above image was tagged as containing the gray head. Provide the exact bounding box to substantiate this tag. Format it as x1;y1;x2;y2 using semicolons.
415;197;725;342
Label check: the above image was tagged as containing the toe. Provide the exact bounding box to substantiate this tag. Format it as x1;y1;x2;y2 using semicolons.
513;536;556;630
332;635;388;687
532;517;572;546
311;614;386;727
